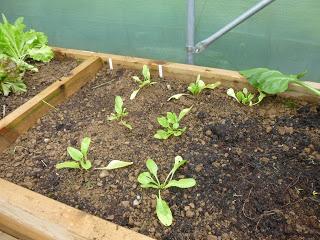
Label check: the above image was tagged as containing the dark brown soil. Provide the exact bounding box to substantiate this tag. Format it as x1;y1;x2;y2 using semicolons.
0;66;319;240
0;54;79;118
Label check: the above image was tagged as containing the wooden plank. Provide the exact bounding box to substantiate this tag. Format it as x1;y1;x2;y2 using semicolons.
0;179;153;240
0;231;17;240
53;47;320;102
0;56;103;154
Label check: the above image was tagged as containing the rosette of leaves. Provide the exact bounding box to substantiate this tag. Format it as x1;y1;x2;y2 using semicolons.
227;87;265;106
137;156;196;226
130;65;156;100
0;54;26;96
0;14;54;72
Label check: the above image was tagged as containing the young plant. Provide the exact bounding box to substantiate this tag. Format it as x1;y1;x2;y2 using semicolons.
240;68;320;97
0;54;26;96
130;65;156;99
56;137;92;170
138;156;196;226
187;74;220;95
0;14;54;72
227;88;265;106
107;96;132;129
154;106;192;140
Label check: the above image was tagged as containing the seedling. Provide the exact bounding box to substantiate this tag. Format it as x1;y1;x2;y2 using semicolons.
0;54;26;96
130;65;156;99
56;137;92;170
95;160;133;170
227;88;265;106
107;96;132;129
240;68;320;97
188;74;220;95
138;156;196;226
154;106;192;140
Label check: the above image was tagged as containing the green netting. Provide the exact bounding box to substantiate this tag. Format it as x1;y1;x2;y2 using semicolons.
1;0;319;81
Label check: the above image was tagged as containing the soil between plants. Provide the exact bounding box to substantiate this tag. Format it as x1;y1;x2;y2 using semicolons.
0;66;319;240
0;54;79;118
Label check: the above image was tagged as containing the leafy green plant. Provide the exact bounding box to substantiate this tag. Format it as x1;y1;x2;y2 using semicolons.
0;14;54;72
187;74;220;95
0;54;26;96
56;137;92;170
95;160;133;170
240;68;320;97
130;65;156;99
107;96;132;129
154;106;192;140
227;88;265;106
138;156;196;226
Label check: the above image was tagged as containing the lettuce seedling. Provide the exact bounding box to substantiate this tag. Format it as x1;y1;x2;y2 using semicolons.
138;156;196;226
56;137;92;170
0;54;26;96
188;74;220;95
130;65;156;99
227;88;265;106
240;68;320;97
107;96;132;129
154;106;192;140
0;14;54;72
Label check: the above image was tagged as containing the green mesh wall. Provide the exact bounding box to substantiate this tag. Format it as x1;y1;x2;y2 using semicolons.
1;0;320;81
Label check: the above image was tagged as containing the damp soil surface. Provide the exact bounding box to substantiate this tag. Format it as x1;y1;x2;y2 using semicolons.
1;66;319;240
0;54;79;118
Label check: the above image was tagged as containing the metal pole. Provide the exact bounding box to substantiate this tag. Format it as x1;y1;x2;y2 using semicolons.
186;0;195;64
194;0;276;53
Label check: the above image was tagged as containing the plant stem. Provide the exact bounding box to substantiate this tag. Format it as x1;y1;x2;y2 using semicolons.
292;80;320;97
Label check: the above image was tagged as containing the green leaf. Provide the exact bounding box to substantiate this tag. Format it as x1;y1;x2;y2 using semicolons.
178;106;192;121
121;121;133;130
55;161;80;169
205;81;221;90
165;178;196;189
227;88;239;102
146;159;158;179
173;130;184;136
130;89;140;100
80;137;91;156
167;93;189;101
28;45;53;62
132;76;141;83
172;122;179;129
80;160;92;170
67;147;83;161
157;116;169;128
114;96;123;114
154;130;171;140
171;156;187;175
137;172;158;186
141;183;159;189
142;65;150;80
167;112;178;124
156;196;173;226
95;160;133;170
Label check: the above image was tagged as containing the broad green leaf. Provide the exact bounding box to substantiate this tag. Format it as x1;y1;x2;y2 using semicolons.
296;71;307;79
130;89;140;100
121;121;133;130
154;130;171;140
95;160;133;170
67;147;83;161
80;160;92;170
165;178;196;189
178;106;192;121
114;96;123;114
142;65;150;80
187;83;197;94
55;161;80;169
197;79;206;89
167;112;178;124
259;76;291;94
172;122;179;129
81;137;91;156
146;159;158;179
205;81;221;90
141;183;159;189
167;93;189;101
156;196;173;226
173;130;184;136
157;116;169;128
137;172;158;185
28;45;54;62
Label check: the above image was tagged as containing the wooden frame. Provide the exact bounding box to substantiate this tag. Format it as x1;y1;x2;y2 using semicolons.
1;47;319;239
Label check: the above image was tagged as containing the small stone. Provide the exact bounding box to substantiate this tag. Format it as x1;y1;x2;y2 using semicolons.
106;215;114;220
304;147;311;154
266;126;272;133
278;126;294;135
260;157;270;164
133;199;140;206
6;172;13;178
44;138;50;143
99;170;108;178
205;129;213;137
97;182;103;187
185;209;195;218
195;164;203;173
283;145;289;151
207;235;218;240
121;201;130;208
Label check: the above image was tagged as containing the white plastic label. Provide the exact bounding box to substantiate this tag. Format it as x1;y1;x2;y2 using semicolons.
158;65;163;78
108;58;113;70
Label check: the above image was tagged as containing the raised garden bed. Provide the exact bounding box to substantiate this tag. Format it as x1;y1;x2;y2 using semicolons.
0;48;319;240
